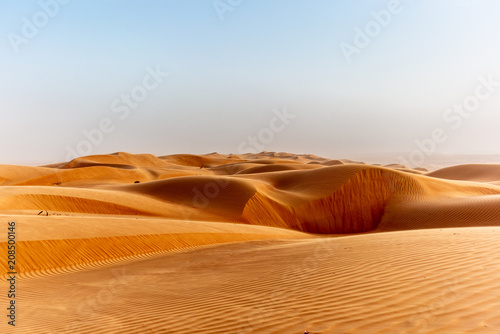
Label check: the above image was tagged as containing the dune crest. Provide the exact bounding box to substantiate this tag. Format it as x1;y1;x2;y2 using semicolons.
2;152;500;234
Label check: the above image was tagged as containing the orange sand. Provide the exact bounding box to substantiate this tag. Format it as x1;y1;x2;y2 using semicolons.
1;152;500;333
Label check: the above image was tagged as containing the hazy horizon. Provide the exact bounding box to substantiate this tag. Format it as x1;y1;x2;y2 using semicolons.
2;0;500;166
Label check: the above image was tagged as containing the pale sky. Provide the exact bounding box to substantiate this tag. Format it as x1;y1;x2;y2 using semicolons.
1;0;500;165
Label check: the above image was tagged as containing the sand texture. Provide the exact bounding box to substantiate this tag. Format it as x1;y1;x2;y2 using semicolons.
1;152;500;333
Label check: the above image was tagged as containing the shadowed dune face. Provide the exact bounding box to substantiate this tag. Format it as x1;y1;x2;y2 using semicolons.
1;152;500;235
242;168;399;233
126;176;259;218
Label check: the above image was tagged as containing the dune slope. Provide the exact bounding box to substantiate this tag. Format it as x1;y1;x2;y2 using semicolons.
2;227;500;334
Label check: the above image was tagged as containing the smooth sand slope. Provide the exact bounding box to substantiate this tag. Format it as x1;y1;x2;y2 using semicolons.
1;151;500;333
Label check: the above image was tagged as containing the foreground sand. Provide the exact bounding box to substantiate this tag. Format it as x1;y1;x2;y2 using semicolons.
1;152;500;333
2;227;500;333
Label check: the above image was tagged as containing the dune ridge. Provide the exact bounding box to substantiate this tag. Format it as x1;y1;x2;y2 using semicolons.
2;153;500;234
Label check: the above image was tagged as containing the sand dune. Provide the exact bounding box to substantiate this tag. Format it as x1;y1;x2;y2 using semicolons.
2;152;500;233
0;216;308;278
0;165;62;186
1;152;500;333
2;227;500;333
427;164;500;183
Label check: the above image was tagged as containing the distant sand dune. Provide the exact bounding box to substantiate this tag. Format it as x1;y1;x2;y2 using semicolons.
428;164;500;182
2;154;500;234
63;152;169;168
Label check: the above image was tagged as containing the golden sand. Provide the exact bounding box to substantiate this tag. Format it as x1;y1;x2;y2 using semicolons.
1;152;500;333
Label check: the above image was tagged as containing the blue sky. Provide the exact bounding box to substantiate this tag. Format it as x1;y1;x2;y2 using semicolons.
1;0;500;165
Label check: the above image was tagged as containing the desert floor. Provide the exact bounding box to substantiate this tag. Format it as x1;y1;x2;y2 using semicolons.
1;152;500;333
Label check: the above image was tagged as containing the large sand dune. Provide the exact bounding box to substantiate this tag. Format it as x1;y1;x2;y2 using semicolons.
5;228;500;333
1;152;500;333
